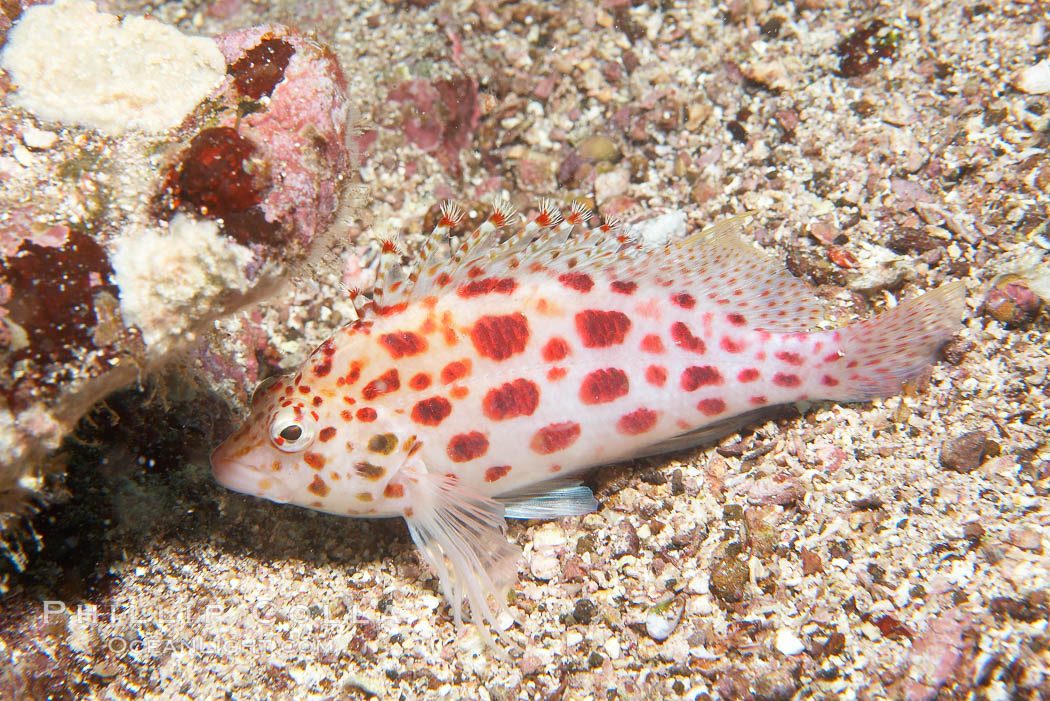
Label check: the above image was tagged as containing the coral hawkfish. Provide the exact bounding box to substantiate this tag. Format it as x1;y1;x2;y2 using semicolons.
211;199;964;645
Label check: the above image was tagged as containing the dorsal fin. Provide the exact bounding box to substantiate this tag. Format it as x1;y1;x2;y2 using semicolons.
359;200;824;332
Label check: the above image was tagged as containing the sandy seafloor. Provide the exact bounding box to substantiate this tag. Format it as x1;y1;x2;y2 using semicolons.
3;0;1050;698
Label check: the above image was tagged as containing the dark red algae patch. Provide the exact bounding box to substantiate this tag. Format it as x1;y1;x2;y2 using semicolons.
834;19;900;78
228;36;295;99
0;228;119;407
161;127;281;245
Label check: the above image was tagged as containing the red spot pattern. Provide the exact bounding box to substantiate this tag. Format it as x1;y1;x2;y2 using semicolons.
821;374;840;387
356;407;377;422
670;322;705;353
542;337;570;362
409;373;431;390
484;465;511;482
447;431;489;462
319;426;337;442
576;310;632;348
379;331;428;359
671;293;696;309
440;359;471;384
303;452;326;470
547;367;567;381
645;365;667;386
681;365;724;391
312;357;332;377
640;334;665;353
775;351;805;366
772;372;801;387
312;396;323;407
470;313;530;361
720;336;746;353
558;272;594;292
727;313;747;326
340;409;353;421
750;395;767;405
697;398;727;416
483;379;540;421
362;369;400;400
579;368;629;405
457;277;517;298
530;422;581;454
824;352;843;363
611;280;637;295
411;396;453;426
737;368;760;382
617;408;658;435
384;482;405;498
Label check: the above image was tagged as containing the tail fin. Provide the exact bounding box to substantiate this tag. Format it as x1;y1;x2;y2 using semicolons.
833;282;966;401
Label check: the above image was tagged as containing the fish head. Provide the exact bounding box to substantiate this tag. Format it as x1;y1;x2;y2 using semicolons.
211;344;410;516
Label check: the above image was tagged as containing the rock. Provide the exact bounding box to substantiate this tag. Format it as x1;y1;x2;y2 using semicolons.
709;550;749;603
747;473;804;506
982;276;1043;326
577;135;621;163
1007;528;1043;553
752;666;800;701
938;431;994;473
629;210;687;248
0;10;355;526
899;609;973;701
594;166;631;204
645;600;683;641
572;598;597;625
801;547;824;575
1011;59;1050;94
0;0;225;135
775;628;805;655
610;520;640;558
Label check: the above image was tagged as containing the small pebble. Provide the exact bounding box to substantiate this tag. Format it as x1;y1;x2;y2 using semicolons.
775;628;805;656
1007;528;1043;553
645;602;683;641
1012;59;1050;94
939;430;992;473
22;126;58;149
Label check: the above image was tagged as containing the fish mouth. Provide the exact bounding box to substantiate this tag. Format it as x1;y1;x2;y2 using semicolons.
210;441;291;503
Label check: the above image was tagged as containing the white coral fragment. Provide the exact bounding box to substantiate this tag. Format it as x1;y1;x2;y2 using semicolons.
0;0;226;135
111;214;253;353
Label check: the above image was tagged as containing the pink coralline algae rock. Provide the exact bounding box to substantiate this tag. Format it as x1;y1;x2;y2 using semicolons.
388;75;480;178
159;25;354;251
899;608;975;700
0;14;355;522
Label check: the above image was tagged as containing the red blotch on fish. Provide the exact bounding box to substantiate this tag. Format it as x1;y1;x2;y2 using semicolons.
458;277;517;298
411;396;453;426
484;465;511;482
530;422;581;454
362;369;400;400
576;309;632;348
670;322;705;353
380;331;428;359
559;272;594;292
447;431;489;462
471;313;530;361
617;408;658;435
483;379;540;421
579;368;629;405
681;365;723;391
542;337;571;362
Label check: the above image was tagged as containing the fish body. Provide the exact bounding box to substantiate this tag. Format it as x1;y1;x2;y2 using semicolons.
211;200;964;642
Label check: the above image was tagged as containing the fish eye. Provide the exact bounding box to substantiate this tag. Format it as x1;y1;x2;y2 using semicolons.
269;407;315;453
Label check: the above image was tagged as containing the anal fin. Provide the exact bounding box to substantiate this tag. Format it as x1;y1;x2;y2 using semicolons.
497;479;598;519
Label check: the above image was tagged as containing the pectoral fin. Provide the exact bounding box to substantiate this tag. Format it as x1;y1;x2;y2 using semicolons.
400;469;521;648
